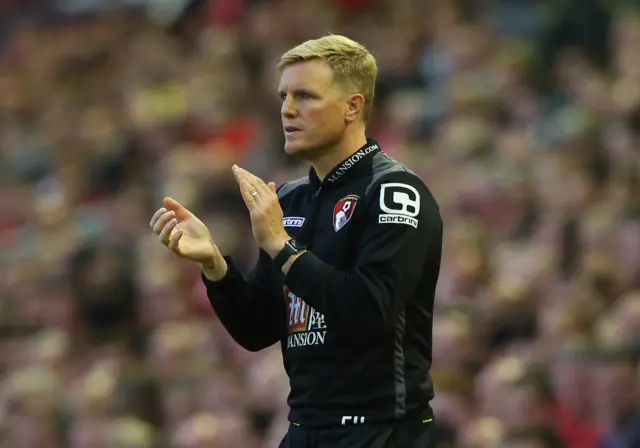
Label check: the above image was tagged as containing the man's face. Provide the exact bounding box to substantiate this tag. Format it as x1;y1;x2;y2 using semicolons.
278;59;350;157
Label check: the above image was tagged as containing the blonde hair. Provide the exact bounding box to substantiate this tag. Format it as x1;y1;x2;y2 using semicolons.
278;34;378;123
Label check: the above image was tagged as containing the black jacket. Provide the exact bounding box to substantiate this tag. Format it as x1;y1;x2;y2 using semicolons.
203;139;442;428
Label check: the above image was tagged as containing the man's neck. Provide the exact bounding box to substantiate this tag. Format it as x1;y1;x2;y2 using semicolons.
311;131;368;181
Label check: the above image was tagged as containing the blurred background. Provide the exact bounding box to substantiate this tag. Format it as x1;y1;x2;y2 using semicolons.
0;0;639;447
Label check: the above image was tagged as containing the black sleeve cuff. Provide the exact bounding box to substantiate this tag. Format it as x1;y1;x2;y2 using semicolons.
284;251;327;299
201;256;241;299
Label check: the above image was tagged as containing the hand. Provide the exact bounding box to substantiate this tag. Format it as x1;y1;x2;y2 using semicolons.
149;197;227;280
232;165;290;257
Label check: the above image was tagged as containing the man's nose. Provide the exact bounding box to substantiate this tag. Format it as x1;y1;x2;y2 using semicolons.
281;96;297;118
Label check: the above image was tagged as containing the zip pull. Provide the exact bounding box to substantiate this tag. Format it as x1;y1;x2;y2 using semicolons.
315;186;322;197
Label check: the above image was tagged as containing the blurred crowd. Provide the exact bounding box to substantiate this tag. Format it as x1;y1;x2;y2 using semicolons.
0;0;639;447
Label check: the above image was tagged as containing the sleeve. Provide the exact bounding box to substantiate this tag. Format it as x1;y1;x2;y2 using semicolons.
202;250;287;351
284;172;442;340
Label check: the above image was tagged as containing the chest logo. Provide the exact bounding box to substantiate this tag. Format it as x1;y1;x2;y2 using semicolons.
285;286;327;349
283;216;305;227
333;195;359;232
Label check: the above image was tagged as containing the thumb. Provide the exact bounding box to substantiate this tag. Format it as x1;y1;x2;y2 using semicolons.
268;182;277;193
163;197;192;220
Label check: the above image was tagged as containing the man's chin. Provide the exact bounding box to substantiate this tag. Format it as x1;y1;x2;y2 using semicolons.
284;137;333;160
284;140;309;155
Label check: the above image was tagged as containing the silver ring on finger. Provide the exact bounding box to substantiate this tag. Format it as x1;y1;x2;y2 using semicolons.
250;190;258;197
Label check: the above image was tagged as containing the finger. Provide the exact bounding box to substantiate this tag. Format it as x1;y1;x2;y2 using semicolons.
233;166;261;204
244;168;268;188
249;184;269;206
152;211;175;234
168;228;183;251
239;180;258;207
235;166;270;201
149;207;167;228
254;183;274;206
232;165;246;185
268;182;277;193
163;197;192;221
159;218;177;245
255;179;272;198
234;165;265;188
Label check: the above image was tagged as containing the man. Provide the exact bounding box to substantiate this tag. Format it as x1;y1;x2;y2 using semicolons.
150;35;442;447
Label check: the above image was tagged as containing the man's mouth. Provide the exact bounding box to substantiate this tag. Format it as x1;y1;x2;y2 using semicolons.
284;126;301;133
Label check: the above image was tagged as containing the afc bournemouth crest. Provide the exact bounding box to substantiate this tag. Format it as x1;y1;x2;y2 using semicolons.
333;195;359;232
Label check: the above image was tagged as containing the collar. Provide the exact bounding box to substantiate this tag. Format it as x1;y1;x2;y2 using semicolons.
308;138;382;189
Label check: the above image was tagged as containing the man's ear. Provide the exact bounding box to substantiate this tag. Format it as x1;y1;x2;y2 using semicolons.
345;94;365;124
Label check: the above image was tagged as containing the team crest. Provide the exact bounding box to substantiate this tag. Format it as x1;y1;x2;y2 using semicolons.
333;195;359;232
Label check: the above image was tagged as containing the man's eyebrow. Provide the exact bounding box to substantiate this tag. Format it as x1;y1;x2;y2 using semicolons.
278;88;317;96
